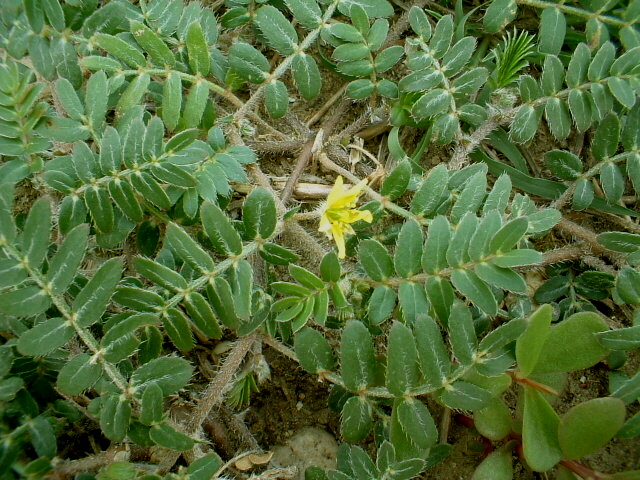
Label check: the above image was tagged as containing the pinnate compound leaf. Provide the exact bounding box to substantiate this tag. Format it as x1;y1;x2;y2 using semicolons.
184;291;222;339
509;104;542;143
596;325;640;350
558;397;625;460
448;303;477;366
338;0;394;18
21;197;51;269
244;187;277;240
134;257;188;292
285;0;322;29
538;7;565;55
260;242;299;265
94;33;146;68
187;453;223;480
368;286;396;324
264;80;289;118
422;215;450;274
163;308;195;352
140;382;164;426
572;178;594;210
394;220;423;277
592;114;620;161
544;150;583;180
29;415;57;458
491;249;541;267
55;78;83;121
131;20;175;67
411;164;448;217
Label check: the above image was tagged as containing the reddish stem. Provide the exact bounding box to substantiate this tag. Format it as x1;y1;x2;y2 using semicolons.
509;371;559;396
559;460;612;480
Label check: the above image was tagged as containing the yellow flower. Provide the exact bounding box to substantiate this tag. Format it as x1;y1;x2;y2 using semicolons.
319;175;373;258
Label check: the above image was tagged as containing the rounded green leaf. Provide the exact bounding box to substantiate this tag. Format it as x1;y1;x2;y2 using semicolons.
516;304;552;377
474;398;512;441
523;386;561;472
533;312;610;374
558;397;626;460
471;447;513;480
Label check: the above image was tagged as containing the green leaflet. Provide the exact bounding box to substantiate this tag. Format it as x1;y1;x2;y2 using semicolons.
341;396;373;442
386;322;420;396
131;20;175;67
292;53;321;100
57;353;102;395
186;22;210;75
254;5;298;55
341;321;376;392
73;257;123;327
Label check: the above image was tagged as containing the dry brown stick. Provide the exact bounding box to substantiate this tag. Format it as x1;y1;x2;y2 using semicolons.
306;84;347;127
282;98;352;204
158;333;259;474
280;135;317;204
439;407;452;444
245;139;306;153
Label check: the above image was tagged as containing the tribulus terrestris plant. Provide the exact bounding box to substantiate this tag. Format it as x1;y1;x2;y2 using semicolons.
0;0;639;479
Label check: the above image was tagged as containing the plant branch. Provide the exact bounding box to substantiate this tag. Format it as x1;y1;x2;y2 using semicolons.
516;0;630;28
158;333;259;474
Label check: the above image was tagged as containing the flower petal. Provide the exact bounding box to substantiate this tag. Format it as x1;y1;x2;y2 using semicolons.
319;213;332;234
331;223;346;258
326;175;345;206
341;209;373;224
